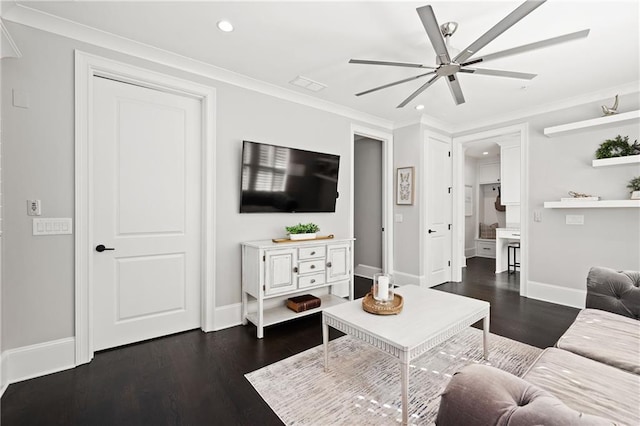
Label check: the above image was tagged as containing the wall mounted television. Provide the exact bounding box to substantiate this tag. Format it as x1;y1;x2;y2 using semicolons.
240;140;340;213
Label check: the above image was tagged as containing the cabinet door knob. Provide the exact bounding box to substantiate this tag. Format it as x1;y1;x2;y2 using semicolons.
310;251;316;255
310;264;316;269
293;266;298;273
311;279;316;284
326;261;332;268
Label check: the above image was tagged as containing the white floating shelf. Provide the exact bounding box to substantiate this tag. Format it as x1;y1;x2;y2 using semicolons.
544;110;640;138
544;200;640;209
592;155;640;167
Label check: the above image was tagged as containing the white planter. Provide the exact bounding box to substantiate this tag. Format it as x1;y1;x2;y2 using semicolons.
631;191;640;200
289;233;317;241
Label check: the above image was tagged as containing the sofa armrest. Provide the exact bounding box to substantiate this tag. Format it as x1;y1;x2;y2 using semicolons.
586;266;640;319
435;364;615;426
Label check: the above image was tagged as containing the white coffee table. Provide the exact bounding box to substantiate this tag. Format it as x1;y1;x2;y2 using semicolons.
322;285;490;425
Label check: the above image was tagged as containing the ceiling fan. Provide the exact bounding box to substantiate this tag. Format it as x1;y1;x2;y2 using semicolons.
349;0;589;108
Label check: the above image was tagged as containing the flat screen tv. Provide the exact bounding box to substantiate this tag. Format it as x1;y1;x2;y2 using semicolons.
240;140;340;213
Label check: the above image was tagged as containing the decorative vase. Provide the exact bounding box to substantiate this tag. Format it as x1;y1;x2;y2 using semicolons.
372;273;394;304
289;232;317;240
631;191;640;200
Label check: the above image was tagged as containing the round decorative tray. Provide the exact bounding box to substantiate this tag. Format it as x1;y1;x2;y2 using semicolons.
362;292;403;315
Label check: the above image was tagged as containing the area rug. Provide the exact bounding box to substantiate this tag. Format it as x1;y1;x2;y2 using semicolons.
245;328;541;425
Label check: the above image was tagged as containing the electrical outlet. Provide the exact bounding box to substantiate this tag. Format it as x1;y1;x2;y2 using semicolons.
566;215;584;225
27;200;41;216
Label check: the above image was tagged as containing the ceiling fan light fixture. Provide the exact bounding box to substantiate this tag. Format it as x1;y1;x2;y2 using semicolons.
217;20;234;32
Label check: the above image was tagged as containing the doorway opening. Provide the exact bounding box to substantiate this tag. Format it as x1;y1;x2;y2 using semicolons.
453;124;528;297
350;125;394;279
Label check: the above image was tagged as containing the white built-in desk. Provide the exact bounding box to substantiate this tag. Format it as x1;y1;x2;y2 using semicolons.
496;228;521;273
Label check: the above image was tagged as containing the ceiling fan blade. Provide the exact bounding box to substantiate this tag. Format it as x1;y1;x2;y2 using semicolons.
461;29;590;66
349;59;436;69
446;74;466;105
397;75;441;108
416;5;451;65
459;67;536;80
454;0;546;64
355;71;436;97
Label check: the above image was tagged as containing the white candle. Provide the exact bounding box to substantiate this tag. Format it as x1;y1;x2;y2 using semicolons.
378;276;390;300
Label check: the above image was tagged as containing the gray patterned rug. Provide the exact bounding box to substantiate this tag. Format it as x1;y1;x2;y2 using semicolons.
245;327;541;425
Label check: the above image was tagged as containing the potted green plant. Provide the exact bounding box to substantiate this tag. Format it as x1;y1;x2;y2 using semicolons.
285;223;320;240
627;176;640;200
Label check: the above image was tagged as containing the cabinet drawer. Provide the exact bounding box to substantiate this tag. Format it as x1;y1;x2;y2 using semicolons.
476;241;496;257
298;272;325;289
298;245;326;260
298;259;325;274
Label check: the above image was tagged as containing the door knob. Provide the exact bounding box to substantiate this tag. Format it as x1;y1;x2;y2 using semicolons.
95;244;115;252
428;229;437;234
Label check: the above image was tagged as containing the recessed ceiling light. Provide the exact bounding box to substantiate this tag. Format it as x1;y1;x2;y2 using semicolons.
217;20;234;32
415;105;425;110
482;151;489;155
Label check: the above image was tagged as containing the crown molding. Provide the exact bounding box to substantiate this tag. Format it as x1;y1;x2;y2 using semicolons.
2;4;393;130
451;81;640;135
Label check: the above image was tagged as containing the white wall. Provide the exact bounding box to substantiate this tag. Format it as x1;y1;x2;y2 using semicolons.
527;116;640;291
0;22;389;351
354;136;382;272
392;124;422;282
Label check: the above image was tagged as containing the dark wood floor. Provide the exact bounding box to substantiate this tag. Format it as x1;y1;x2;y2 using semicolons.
1;257;579;425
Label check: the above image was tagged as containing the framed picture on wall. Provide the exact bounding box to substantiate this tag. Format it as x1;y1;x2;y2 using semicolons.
396;166;415;205
465;185;473;216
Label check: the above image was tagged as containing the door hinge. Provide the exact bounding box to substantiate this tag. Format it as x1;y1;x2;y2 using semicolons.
448;260;451;267
448;187;452;194
448;224;452;230
263;255;265;262
448;151;451;157
382;227;385;232
263;285;266;291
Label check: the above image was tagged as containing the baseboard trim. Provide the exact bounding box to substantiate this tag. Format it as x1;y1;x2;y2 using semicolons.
2;337;76;389
214;303;242;331
1;351;8;397
354;264;382;279
393;271;425;287
527;281;586;309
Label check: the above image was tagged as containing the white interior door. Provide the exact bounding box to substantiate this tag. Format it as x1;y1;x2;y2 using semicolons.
426;134;452;286
92;76;202;351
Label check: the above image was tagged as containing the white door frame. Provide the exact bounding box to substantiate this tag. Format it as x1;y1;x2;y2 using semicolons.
74;51;216;365
350;125;394;275
452;123;529;297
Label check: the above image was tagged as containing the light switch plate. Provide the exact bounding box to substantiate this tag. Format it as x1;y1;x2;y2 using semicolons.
566;215;584;225
533;210;542;222
33;218;73;235
27;199;41;216
395;214;403;223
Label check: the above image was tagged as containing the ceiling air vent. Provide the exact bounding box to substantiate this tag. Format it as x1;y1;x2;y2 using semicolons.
289;75;327;92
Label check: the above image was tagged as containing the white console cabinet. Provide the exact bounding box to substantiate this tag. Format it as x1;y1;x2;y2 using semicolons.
241;238;354;338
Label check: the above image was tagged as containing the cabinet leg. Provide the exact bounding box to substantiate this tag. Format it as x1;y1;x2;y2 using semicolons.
241;291;248;325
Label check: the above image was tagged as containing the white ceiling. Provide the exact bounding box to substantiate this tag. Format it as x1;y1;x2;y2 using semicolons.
7;1;640;127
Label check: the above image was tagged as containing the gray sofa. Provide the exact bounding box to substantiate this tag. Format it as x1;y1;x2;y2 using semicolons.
436;266;640;425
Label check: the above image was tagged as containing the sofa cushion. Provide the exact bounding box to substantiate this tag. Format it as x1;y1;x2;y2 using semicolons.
586;266;640;319
436;364;614;425
557;308;640;374
523;348;640;426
